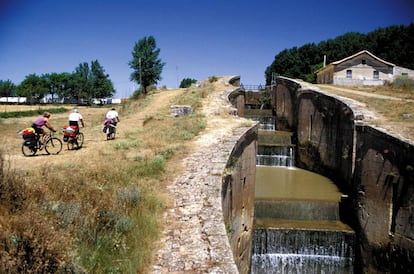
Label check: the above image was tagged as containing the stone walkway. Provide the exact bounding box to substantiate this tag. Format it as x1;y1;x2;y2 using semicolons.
152;80;248;273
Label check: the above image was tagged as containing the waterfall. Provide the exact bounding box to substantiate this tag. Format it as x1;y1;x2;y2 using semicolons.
252;166;355;273
251;228;354;274
256;146;294;167
259;117;275;131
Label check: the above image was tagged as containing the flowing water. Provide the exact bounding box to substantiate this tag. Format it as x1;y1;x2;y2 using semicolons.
257;146;294;167
259;117;276;130
251;227;354;274
252;164;355;273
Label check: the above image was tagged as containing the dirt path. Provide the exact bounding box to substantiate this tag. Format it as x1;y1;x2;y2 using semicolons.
1;88;184;172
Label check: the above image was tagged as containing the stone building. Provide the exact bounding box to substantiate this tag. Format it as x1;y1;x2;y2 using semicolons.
316;50;414;86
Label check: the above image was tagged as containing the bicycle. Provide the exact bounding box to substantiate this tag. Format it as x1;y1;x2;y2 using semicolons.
62;125;84;150
103;119;116;140
21;130;63;157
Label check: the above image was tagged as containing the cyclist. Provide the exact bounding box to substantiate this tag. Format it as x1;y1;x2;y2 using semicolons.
32;112;56;143
68;108;85;132
106;107;120;126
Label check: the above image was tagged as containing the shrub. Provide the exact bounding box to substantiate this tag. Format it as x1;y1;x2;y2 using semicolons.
179;78;197;88
392;76;414;91
208;76;218;83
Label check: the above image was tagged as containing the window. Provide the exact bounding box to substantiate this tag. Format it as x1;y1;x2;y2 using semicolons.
362;59;366;65
373;71;379;80
346;70;352;79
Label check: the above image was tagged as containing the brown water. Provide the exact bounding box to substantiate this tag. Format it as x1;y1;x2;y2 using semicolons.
255;166;342;202
252;166;354;273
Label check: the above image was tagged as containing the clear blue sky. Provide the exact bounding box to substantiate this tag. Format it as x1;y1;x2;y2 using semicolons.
0;0;413;98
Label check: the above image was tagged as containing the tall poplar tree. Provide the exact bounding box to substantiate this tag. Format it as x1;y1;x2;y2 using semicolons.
129;36;165;94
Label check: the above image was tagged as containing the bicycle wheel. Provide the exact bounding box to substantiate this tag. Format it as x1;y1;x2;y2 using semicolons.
67;138;76;150
45;137;63;155
77;132;84;148
22;143;37;156
106;129;113;140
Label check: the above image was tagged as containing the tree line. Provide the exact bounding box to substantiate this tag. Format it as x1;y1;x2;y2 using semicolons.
265;23;414;84
1;35;169;104
0;60;115;104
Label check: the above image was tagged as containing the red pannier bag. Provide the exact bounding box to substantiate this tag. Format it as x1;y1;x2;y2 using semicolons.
22;127;36;139
63;125;77;137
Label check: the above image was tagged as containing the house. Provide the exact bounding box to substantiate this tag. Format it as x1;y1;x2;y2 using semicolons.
316;50;414;86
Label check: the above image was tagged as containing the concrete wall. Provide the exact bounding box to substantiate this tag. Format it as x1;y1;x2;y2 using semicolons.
271;76;414;273
221;125;258;274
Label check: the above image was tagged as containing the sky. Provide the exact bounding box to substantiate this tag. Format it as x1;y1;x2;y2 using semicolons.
0;0;413;98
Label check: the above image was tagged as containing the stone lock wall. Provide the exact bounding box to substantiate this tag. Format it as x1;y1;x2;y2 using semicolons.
221;125;258;274
295;91;355;187
273;79;298;131
354;125;414;272
271;76;414;272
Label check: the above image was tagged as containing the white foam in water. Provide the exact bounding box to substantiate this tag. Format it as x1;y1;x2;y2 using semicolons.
251;253;353;274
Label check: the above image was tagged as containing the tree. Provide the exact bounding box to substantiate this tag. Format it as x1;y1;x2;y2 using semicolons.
90;60;115;99
129;36;165;94
57;72;76;100
179;78;197;88
0;80;16;97
73;62;91;102
17;74;48;104
71;61;115;103
42;72;63;102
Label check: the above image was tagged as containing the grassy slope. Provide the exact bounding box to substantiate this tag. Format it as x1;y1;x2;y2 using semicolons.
0;84;211;273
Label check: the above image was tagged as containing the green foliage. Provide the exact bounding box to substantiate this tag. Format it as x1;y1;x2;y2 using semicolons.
129;36;165;94
0;79;16;97
174;86;213;111
131;154;166;178
179;78;197;88
168;115;206;141
208;76;218;83
17;73;49;103
90;60;115;98
1;60;114;104
113;139;139;150
392;76;414;91
73;60;115;101
266;23;414;84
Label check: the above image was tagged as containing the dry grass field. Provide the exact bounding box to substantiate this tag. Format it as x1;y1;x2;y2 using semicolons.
0;83;210;273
